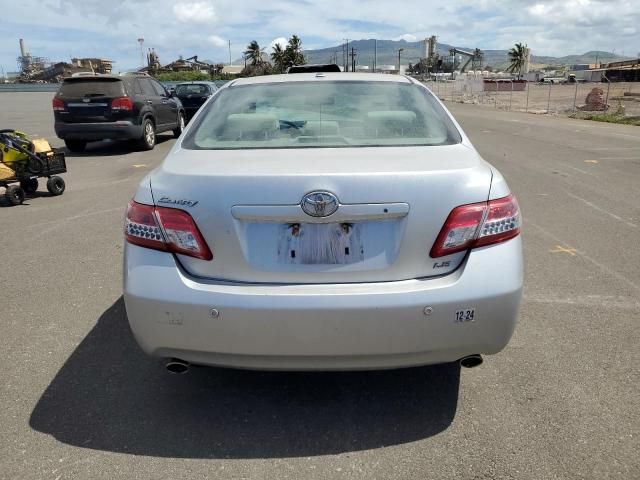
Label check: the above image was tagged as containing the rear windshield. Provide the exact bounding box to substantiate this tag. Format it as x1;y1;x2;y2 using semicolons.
57;79;125;98
175;84;211;95
182;81;461;150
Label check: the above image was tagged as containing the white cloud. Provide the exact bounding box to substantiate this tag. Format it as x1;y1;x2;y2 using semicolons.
395;34;417;42
269;37;288;51
208;35;227;47
2;0;639;70
172;1;216;24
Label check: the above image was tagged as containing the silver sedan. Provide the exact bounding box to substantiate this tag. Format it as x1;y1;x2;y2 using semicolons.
123;73;523;372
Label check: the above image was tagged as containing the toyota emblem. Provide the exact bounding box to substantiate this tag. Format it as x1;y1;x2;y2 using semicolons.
301;191;339;217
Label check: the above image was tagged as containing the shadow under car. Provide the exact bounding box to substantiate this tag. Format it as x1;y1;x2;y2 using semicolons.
30;297;460;459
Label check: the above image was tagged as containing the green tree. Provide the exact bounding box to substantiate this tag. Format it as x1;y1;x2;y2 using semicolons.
507;42;528;79
285;35;306;67
240;63;273;77
271;43;287;73
244;40;264;66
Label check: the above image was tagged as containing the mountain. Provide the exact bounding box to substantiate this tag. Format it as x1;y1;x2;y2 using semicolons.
302;39;630;70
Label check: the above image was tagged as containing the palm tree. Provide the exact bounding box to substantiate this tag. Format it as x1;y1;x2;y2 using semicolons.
244;40;264;66
507;43;528;79
271;43;286;73
285;35;306;67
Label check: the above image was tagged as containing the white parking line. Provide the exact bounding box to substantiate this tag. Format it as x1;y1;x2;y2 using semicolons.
566;192;637;228
524;293;640;310
27;207;123;230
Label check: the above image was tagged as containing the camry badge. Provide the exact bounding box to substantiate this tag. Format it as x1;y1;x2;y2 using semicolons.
301;191;339;217
158;196;199;207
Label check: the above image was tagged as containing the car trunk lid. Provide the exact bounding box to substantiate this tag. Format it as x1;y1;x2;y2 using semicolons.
149;144;492;284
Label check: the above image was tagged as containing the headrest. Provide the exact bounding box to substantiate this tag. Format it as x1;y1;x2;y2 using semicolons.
226;113;279;133
303;121;340;136
367;111;417;126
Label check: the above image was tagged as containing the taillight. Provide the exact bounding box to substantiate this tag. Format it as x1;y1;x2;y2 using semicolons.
430;194;520;258
125;201;213;260
111;97;133;111
52;97;65;111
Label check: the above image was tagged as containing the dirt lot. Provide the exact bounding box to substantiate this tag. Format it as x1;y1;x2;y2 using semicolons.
429;81;640;117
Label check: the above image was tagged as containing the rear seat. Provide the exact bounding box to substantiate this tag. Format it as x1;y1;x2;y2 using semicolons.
302;121;340;136
366;111;417;137
223;113;279;140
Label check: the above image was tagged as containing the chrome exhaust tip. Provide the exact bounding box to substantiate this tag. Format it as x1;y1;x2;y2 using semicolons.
165;358;190;374
459;354;483;368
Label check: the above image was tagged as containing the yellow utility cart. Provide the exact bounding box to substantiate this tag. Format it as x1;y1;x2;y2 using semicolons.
0;130;67;206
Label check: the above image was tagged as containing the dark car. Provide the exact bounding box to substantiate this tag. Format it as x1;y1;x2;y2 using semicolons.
174;81;218;122
53;73;185;152
287;64;342;73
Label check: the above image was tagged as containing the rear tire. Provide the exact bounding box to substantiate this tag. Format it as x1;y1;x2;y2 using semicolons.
5;185;25;205
46;176;66;196
64;139;87;152
173;112;185;138
20;178;38;194
138;118;156;151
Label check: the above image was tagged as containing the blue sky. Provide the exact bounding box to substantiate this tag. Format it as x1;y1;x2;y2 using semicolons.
2;0;639;74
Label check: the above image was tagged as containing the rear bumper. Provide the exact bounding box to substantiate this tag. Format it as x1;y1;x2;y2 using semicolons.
183;107;202;119
55;121;142;141
123;237;523;370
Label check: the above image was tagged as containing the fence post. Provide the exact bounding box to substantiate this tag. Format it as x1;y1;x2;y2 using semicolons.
573;81;579;112
509;80;514;111
525;81;530;113
547;82;552;114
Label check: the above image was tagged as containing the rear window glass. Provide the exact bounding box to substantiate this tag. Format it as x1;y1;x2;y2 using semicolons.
139;79;158;96
57;79;125;98
176;84;211;95
182;81;461;150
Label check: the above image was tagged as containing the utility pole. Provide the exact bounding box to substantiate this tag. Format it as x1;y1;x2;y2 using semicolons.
398;48;404;74
344;39;349;71
374;39;377;72
137;38;144;68
228;40;232;65
349;47;356;72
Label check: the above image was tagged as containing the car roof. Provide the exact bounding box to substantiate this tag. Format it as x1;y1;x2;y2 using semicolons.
229;72;414;87
62;74;123;82
175;81;218;86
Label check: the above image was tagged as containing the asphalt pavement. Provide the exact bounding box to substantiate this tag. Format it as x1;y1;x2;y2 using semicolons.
1;92;638;479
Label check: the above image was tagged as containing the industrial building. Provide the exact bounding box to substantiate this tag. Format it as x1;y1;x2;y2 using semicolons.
16;39;113;82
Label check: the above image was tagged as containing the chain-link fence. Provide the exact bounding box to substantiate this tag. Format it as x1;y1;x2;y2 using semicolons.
426;79;640;117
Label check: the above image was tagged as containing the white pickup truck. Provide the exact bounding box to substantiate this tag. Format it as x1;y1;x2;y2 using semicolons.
540;74;577;84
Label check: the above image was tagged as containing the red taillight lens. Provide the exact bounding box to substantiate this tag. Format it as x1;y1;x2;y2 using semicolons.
430;194;520;258
111;97;133;111
154;206;213;260
125;201;213;261
52;97;65;111
474;194;521;248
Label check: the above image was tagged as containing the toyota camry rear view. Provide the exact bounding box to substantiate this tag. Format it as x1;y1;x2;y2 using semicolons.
123;72;523;372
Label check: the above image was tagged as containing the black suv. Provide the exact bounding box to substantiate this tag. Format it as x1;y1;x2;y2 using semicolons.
53;73;185;152
174;81;218;122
